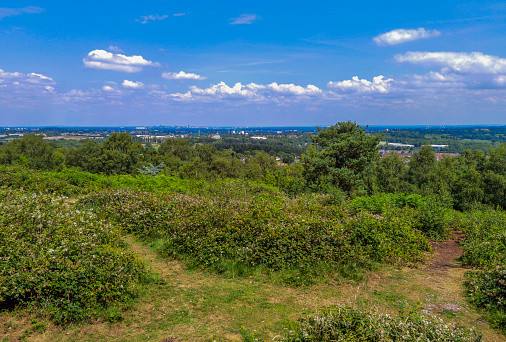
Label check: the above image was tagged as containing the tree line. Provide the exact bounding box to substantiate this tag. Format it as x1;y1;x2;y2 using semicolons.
2;121;506;210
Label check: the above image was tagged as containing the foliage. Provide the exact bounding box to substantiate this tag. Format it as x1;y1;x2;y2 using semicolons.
351;193;452;240
459;208;506;331
79;187;432;285
0;134;55;170
282;306;481;341
459;209;506;268
351;193;423;215
0;189;148;324
0;165;196;195
303;121;381;194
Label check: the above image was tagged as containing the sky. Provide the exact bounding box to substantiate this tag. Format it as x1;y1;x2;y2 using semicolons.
1;1;506;127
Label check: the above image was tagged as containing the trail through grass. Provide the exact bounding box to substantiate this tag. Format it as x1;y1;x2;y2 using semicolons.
1;233;504;341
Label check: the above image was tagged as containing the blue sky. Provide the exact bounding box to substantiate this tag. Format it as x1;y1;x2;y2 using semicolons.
1;1;506;126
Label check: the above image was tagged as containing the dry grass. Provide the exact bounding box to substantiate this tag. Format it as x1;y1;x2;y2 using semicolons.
1;235;504;342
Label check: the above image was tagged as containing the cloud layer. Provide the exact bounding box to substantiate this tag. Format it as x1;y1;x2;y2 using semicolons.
136;14;168;24
229;14;260;25
373;28;441;46
0;6;45;20
162;71;207;80
83;50;160;73
395;51;506;74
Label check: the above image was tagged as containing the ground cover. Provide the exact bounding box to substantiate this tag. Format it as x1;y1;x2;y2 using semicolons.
2;169;506;341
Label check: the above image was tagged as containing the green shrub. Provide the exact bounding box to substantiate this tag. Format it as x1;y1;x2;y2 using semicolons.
351;193;451;241
351;193;423;215
0;190;148;324
80;189;432;284
459;209;506;268
414;195;452;240
282;306;481;342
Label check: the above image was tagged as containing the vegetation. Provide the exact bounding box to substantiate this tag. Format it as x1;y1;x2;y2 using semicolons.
2;121;506;340
0;189;148;324
282;306;481;342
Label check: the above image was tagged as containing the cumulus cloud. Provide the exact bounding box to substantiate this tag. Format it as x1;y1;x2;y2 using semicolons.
373;28;441;46
136;14;168;24
395;51;506;74
83;49;160;73
229;13;260;25
327;76;393;93
0;68;54;85
122;80;145;89
162;71;207;80
189;82;256;97
102;85;115;92
0;6;45;20
0;68;57;107
168;81;323;102
247;82;322;96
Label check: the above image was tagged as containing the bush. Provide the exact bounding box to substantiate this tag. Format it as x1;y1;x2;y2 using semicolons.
351;193;452;241
459;209;506;268
283;306;481;342
80;188;432;284
351;193;423;215
0;190;148;324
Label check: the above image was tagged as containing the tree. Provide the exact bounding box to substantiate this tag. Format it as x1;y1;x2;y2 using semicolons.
303;121;381;194
0;134;55;170
407;145;437;188
374;154;412;193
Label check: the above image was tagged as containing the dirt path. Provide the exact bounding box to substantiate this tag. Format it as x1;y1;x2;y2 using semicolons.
425;231;465;273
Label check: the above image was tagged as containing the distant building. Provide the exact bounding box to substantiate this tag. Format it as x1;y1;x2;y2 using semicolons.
388;143;414;148
212;134;221;139
251;136;267;140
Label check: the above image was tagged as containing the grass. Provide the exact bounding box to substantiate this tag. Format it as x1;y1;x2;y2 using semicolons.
1;236;504;342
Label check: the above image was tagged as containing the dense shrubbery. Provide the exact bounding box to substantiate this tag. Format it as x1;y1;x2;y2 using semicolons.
458;209;506;331
79;187;432;285
282;306;481;341
0;189;148;324
351;192;452;241
0;165;196;195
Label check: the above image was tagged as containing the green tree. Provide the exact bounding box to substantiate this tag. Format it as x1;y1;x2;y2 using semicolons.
374;154;412;193
0;134;55;170
66;138;103;173
407;145;437;188
303;121;381;194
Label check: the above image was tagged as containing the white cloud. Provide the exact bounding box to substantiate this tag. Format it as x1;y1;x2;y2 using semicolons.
0;6;45;20
0;68;54;85
169;81;323;102
373;28;441;46
83;49;160;73
102;85;115;92
327;76;393;93
399;72;466;90
229;13;260;25
173;13;187;17
108;45;124;53
122;80;145;89
495;75;506;86
162;71;207;80
189;82;256;97
136;14;168;24
395;51;506;74
247;82;322;96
